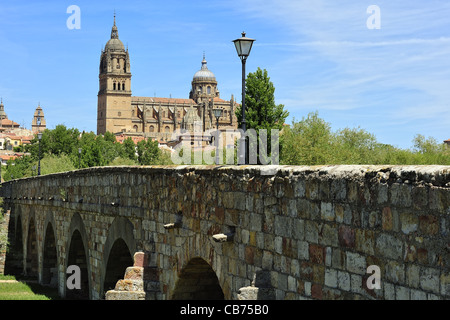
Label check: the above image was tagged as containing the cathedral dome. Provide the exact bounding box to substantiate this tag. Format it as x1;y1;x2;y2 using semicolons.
105;38;125;51
193;56;216;81
104;16;125;52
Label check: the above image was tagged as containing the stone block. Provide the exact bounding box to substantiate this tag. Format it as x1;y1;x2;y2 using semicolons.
309;244;325;264
311;283;322;299
133;252;147;267
406;264;420;288
305;220;319;244
355;229;374;255
419;215;439;235
384;282;395;300
390;183;412;207
337;271;351;291
338;225;355;248
410;289;427;300
420;268;440;294
375;233;403;260
292;219;305;240
330;179;346;201
297;240;309;261
320;202;334;221
346;252;366;275
385;260;405;284
332;248;346;270
115;279;144;292
319;223;338;246
274;215;291;237
105;290;146;300
441;273;450;297
382;207;393;231
395;286;410;300
304;281;312;296
325;268;338;288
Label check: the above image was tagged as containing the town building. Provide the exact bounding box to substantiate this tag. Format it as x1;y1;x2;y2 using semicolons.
31;105;47;134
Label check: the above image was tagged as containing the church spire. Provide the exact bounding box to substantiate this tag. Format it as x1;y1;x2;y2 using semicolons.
111;11;119;39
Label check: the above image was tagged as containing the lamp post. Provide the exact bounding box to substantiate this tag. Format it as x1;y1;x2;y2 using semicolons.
78;148;82;169
37;132;42;176
212;108;223;165
233;32;255;164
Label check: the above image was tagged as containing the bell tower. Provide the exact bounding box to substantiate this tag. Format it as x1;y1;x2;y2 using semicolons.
97;14;132;135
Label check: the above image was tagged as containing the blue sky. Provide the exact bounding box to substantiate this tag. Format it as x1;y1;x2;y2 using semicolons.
1;0;450;149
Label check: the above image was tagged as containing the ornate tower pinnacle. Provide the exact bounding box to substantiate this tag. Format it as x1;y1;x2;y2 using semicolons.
111;12;119;39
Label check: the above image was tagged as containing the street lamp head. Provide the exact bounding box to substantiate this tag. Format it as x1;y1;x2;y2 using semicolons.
213;108;223;119
232;32;255;60
37;132;42;140
78;148;82;154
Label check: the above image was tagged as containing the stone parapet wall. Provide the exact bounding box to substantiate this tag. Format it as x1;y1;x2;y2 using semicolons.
0;165;448;300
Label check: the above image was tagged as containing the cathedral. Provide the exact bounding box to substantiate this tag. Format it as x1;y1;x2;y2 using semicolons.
97;16;239;144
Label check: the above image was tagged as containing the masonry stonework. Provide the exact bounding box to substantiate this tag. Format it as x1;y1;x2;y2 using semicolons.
0;165;449;300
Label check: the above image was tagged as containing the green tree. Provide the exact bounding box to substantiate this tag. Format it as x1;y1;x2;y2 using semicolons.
333;126;378;164
236;67;289;131
137;139;161;165
122;137;137;162
235;67;289;163
280;111;333;165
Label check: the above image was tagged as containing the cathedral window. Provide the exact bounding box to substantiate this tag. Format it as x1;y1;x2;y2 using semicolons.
122;83;125;90
113;83;116;90
133;125;138;132
149;125;155;132
165;126;170;133
207;86;211;94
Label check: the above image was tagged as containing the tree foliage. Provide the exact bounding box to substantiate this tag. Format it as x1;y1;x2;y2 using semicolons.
236;67;289;132
280;111;450;166
2;125;170;181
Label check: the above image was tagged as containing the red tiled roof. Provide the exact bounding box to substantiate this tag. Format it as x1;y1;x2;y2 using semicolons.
0;119;20;127
0;154;21;161
115;134;145;144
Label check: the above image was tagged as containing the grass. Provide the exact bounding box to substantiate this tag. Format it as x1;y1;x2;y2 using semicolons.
0;275;61;300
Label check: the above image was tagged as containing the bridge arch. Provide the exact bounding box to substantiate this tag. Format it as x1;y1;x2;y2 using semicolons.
4;208;24;276
171;256;224;300
42;213;58;287
101;216;136;298
65;212;91;299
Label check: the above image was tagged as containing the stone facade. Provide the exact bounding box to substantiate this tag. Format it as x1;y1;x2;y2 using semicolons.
31;105;47;134
0;165;449;300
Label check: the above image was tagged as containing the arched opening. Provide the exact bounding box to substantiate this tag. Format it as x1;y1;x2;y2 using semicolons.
122;83;125;91
149;125;155;132
133;125;138;132
42;223;57;287
26;218;38;278
66;230;89;299
103;238;133;296
172;257;224;300
113;82;116;91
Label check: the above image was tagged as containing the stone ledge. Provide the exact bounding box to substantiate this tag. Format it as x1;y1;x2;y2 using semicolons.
105;290;146;300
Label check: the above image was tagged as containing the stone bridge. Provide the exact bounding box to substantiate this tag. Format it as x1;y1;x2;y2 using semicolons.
0;165;449;300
